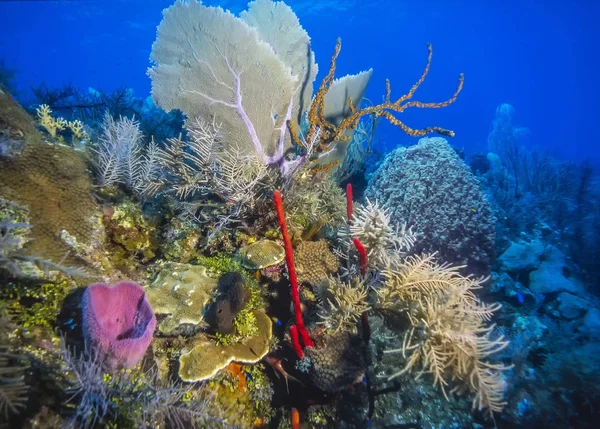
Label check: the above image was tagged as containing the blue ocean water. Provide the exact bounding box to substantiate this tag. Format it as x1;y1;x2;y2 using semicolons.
0;1;599;428
1;0;599;165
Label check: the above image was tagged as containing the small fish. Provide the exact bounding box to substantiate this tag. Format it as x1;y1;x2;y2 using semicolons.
471;208;478;214
271;317;282;327
291;408;300;429
244;370;254;382
516;291;524;304
264;355;304;393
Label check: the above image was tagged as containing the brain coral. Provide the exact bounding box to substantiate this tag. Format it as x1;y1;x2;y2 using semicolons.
294;240;340;286
365;137;495;277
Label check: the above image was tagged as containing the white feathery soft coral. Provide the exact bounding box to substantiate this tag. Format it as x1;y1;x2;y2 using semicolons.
345;198;416;269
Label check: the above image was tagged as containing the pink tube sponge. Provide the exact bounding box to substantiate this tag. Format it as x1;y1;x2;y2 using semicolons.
82;281;156;371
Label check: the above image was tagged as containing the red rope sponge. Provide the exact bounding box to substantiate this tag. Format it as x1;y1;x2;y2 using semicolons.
346;183;353;221
274;190;314;349
289;325;304;359
353;237;367;276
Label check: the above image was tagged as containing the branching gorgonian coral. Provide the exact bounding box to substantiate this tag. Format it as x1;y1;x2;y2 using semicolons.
377;254;511;416
341;198;416;270
285;173;347;232
61;339;231;428
141;117;271;213
93;113;145;189
317;276;370;334
0;346;28;418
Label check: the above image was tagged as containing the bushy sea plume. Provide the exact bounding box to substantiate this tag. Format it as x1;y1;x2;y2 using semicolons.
61;338;231;428
139;117;271;217
0;348;28;418
333;194;509;415
0;306;28;419
317;276;370;334
377;254;511;416
92;113;145;189
343;198;416;269
286;172;346;227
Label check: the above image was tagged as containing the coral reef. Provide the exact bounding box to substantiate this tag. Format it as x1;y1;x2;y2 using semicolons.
3;1;566;428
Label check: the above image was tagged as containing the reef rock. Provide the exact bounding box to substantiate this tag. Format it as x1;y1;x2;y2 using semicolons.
556;292;589;320
498;239;545;275
529;246;585;296
578;307;600;339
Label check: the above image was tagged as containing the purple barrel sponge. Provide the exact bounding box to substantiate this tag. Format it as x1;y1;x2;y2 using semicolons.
82;281;156;371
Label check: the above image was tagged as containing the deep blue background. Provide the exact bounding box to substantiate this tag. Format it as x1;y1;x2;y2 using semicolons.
1;0;598;166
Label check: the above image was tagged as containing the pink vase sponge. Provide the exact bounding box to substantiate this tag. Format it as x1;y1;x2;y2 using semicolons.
81;281;156;371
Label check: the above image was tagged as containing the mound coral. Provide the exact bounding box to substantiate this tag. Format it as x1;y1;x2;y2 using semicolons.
0;91;99;269
366;137;496;277
82;281;156;371
303;332;368;393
